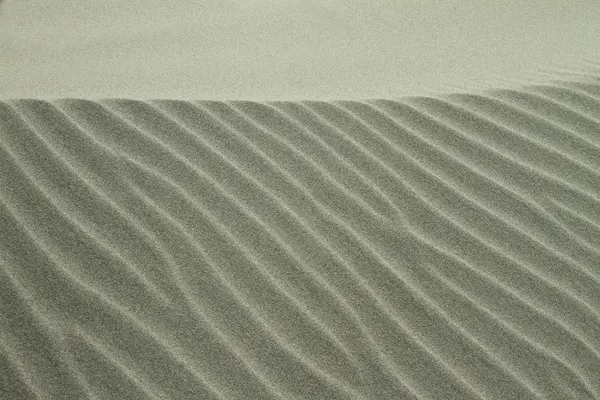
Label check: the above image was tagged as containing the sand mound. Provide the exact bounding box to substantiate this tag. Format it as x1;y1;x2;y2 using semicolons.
1;78;600;399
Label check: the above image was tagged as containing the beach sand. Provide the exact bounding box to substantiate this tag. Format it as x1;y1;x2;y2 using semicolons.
1;1;600;399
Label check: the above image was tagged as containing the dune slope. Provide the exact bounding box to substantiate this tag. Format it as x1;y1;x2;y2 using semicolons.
1;78;600;399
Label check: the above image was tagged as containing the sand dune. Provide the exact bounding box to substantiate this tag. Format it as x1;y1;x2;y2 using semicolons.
2;0;600;100
1;77;600;399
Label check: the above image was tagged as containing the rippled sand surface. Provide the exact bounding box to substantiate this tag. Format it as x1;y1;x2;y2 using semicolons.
2;78;600;398
2;1;600;399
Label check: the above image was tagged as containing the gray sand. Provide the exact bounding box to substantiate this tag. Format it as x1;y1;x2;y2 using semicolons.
2;83;600;398
1;0;600;99
1;1;600;399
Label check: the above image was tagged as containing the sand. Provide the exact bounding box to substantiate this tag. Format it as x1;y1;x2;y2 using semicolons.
2;1;600;399
1;80;600;399
2;0;600;99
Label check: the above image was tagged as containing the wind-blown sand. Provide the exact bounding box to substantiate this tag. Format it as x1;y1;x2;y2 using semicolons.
2;0;600;398
2;0;600;99
1;75;600;399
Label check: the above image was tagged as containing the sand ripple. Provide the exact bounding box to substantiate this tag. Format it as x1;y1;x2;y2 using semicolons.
1;79;600;399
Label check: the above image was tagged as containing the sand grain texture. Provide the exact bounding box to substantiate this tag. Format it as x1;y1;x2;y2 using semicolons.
1;77;600;399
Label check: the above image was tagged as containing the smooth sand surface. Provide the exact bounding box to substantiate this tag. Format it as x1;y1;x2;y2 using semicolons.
2;0;600;99
1;75;600;399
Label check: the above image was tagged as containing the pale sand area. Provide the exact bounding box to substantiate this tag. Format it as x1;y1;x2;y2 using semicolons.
2;1;600;400
1;0;600;99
